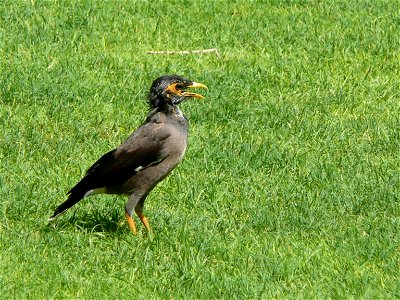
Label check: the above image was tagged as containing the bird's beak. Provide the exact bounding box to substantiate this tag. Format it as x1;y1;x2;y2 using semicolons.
183;82;208;99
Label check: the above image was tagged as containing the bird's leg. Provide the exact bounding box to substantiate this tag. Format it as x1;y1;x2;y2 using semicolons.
126;192;150;233
135;209;151;232
125;193;142;234
125;212;138;235
135;197;151;232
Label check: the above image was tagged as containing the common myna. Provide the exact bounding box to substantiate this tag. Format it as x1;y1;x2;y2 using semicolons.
49;75;207;234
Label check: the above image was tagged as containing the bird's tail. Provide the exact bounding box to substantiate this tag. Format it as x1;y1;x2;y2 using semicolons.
48;190;85;221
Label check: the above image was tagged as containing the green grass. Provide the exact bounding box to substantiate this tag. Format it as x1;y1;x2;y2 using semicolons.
1;0;399;298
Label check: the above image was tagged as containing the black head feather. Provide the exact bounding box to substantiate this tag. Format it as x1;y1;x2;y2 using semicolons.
148;75;192;108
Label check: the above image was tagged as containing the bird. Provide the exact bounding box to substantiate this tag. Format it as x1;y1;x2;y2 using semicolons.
49;74;207;234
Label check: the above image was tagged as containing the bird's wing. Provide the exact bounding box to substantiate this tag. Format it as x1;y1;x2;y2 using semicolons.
67;121;171;195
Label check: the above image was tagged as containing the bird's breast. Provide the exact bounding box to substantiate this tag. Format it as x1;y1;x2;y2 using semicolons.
149;109;189;161
163;124;188;159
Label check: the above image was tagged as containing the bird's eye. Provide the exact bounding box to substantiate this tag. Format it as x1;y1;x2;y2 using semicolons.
175;84;183;90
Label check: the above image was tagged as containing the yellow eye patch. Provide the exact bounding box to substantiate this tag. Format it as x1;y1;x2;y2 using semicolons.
165;83;183;95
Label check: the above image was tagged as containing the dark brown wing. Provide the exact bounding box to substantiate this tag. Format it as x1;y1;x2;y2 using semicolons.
70;124;169;193
50;121;171;218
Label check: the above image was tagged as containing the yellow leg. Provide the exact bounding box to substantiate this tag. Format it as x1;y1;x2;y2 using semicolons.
136;211;151;232
125;212;137;235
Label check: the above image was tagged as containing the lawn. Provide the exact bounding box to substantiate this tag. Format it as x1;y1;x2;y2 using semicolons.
0;0;399;298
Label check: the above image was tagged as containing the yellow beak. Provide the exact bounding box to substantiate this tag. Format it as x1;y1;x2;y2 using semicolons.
187;82;208;89
184;82;208;98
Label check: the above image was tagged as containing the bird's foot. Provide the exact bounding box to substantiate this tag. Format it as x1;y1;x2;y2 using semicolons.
125;212;138;235
137;212;151;232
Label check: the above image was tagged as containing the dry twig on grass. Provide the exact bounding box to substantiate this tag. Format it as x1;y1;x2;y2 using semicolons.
147;48;220;58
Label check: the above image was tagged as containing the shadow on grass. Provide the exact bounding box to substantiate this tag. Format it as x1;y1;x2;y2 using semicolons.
45;209;124;234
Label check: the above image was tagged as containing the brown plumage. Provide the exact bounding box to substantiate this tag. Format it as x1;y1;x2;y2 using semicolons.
49;75;207;234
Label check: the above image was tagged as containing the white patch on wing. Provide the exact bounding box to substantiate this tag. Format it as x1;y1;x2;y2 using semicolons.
134;166;144;172
84;187;107;197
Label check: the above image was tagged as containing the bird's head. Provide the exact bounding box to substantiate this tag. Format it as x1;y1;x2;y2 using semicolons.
148;75;207;108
